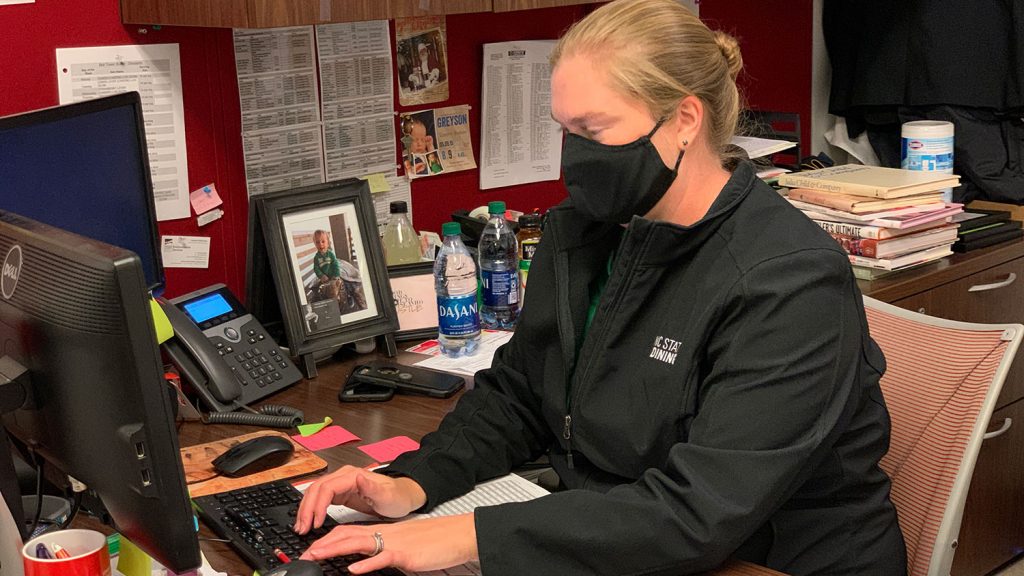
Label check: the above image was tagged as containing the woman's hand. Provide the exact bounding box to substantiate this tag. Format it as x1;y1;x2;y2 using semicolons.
300;514;478;574
293;466;427;534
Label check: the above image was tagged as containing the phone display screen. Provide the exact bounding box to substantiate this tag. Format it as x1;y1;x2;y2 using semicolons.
183;293;233;323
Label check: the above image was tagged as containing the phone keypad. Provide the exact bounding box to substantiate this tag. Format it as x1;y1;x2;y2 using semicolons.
209;320;302;405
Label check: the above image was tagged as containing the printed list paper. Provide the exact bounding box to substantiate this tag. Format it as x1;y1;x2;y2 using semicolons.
234;26;325;196
316;20;397;181
56;44;190;221
479;40;562;190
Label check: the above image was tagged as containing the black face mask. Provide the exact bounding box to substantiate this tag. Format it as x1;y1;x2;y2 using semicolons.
561;119;684;223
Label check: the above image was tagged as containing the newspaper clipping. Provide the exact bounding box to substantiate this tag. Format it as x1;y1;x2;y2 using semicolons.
399;105;476;180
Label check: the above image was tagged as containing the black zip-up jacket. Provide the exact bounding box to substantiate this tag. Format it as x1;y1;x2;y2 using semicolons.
387;162;906;575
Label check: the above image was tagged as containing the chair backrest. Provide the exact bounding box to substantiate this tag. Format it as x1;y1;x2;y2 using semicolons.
863;296;1023;576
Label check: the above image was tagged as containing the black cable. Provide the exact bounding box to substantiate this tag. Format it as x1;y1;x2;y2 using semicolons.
203;404;304;428
59;491;83;530
27;451;43;537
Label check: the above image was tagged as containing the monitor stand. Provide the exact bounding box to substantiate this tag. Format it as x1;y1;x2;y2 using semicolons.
1;356;31;542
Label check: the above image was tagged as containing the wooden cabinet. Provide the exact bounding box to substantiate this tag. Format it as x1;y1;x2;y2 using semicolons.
389;0;492;18
122;0;390;27
492;0;597;12
947;399;1024;576
121;0;602;27
862;238;1024;575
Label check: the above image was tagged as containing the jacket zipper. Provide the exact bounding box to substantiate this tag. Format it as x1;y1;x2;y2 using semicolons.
560;228;642;470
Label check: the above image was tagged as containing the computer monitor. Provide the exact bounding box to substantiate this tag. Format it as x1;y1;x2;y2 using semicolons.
0;92;164;291
0;211;200;572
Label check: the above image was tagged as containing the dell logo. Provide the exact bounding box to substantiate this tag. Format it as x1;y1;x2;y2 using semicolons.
1;245;22;300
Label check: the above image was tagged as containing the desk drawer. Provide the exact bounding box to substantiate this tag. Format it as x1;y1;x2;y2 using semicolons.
891;256;1024;407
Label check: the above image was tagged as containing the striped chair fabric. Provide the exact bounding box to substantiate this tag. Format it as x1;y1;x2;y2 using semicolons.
865;297;1021;576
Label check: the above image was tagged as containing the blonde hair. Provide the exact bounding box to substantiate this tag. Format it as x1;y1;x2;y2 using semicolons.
313;230;330;245
551;0;744;165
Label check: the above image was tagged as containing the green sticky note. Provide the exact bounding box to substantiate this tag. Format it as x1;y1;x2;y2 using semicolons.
150;298;174;344
297;416;333;436
117;536;152;576
360;173;391;194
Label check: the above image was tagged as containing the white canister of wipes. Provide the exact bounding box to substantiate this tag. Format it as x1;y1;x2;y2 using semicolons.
901;120;955;203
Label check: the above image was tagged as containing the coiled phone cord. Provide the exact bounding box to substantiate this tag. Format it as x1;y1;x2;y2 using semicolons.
203;403;304;428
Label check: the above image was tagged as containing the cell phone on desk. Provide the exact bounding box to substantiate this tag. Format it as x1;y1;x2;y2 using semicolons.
339;379;395;402
348;361;465;399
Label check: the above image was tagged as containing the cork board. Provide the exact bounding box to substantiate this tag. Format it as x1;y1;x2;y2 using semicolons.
182;430;328;497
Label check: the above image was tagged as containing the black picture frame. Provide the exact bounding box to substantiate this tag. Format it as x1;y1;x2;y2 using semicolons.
387;261;438;341
256;179;398;376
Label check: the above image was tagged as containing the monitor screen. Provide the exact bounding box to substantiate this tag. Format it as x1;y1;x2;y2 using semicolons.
0;210;200;572
0;92;164;291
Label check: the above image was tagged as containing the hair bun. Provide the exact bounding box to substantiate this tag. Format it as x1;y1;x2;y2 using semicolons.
713;30;743;81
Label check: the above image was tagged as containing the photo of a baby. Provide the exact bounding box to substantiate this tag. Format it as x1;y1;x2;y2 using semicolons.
400;111;439;178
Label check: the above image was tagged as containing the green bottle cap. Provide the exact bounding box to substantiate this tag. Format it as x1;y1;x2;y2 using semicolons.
441;222;462;237
488;201;506;214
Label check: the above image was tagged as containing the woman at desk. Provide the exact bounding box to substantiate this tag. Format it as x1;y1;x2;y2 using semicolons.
295;0;906;574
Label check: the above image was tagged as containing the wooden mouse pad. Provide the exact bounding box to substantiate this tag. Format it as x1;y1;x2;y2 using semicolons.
181;429;328;497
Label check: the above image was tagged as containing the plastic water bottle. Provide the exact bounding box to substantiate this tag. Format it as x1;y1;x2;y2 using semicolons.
435;222;480;357
478;201;519;330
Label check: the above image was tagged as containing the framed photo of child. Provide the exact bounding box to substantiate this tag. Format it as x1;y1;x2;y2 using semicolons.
255;179;398;374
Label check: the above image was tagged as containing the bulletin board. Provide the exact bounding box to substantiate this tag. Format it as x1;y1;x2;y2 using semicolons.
0;0;812;301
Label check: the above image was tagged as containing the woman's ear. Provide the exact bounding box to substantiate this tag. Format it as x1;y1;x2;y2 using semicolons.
672;95;704;149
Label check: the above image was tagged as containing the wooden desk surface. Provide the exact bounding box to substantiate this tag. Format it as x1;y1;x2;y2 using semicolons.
178;347;783;576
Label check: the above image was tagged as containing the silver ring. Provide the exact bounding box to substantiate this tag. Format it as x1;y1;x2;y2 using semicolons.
370;531;384;556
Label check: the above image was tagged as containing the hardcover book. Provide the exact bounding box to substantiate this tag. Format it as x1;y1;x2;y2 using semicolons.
847;244;953;271
779;164;960;199
788;187;943;214
812;218;950;240
829;224;959;259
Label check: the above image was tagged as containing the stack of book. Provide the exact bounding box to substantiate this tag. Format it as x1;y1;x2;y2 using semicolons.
778;165;963;280
951;209;1023;252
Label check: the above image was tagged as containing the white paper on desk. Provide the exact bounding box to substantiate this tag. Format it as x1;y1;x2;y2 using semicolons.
479;40;562;190
160;235;211;269
413;330;514;378
56;43;190;222
731;135;796;160
316;21;397;181
234;26;325;197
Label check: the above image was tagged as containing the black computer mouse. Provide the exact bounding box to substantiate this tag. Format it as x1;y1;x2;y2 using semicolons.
211;435;295;478
263;560;323;576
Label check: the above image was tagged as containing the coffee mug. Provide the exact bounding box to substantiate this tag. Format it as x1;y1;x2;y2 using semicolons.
22;529;111;576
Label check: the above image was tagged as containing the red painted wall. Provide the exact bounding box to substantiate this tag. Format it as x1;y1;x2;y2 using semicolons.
0;0;812;301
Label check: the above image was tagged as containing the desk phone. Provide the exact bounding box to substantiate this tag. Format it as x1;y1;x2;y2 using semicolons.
161;284;303;413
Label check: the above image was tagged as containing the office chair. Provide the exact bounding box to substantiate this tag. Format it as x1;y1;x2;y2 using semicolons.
863;296;1023;576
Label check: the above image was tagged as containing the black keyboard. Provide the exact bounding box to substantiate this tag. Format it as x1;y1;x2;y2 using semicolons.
192;479;402;576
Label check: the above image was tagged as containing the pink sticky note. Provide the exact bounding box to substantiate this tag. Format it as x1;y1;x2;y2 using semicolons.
358;436;420;463
189;183;224;215
291;425;360;451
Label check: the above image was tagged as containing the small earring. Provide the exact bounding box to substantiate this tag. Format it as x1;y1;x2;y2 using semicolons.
682;139;689;147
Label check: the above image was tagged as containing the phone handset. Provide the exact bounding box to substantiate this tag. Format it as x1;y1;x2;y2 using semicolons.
158;297;304;429
158;299;243;411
